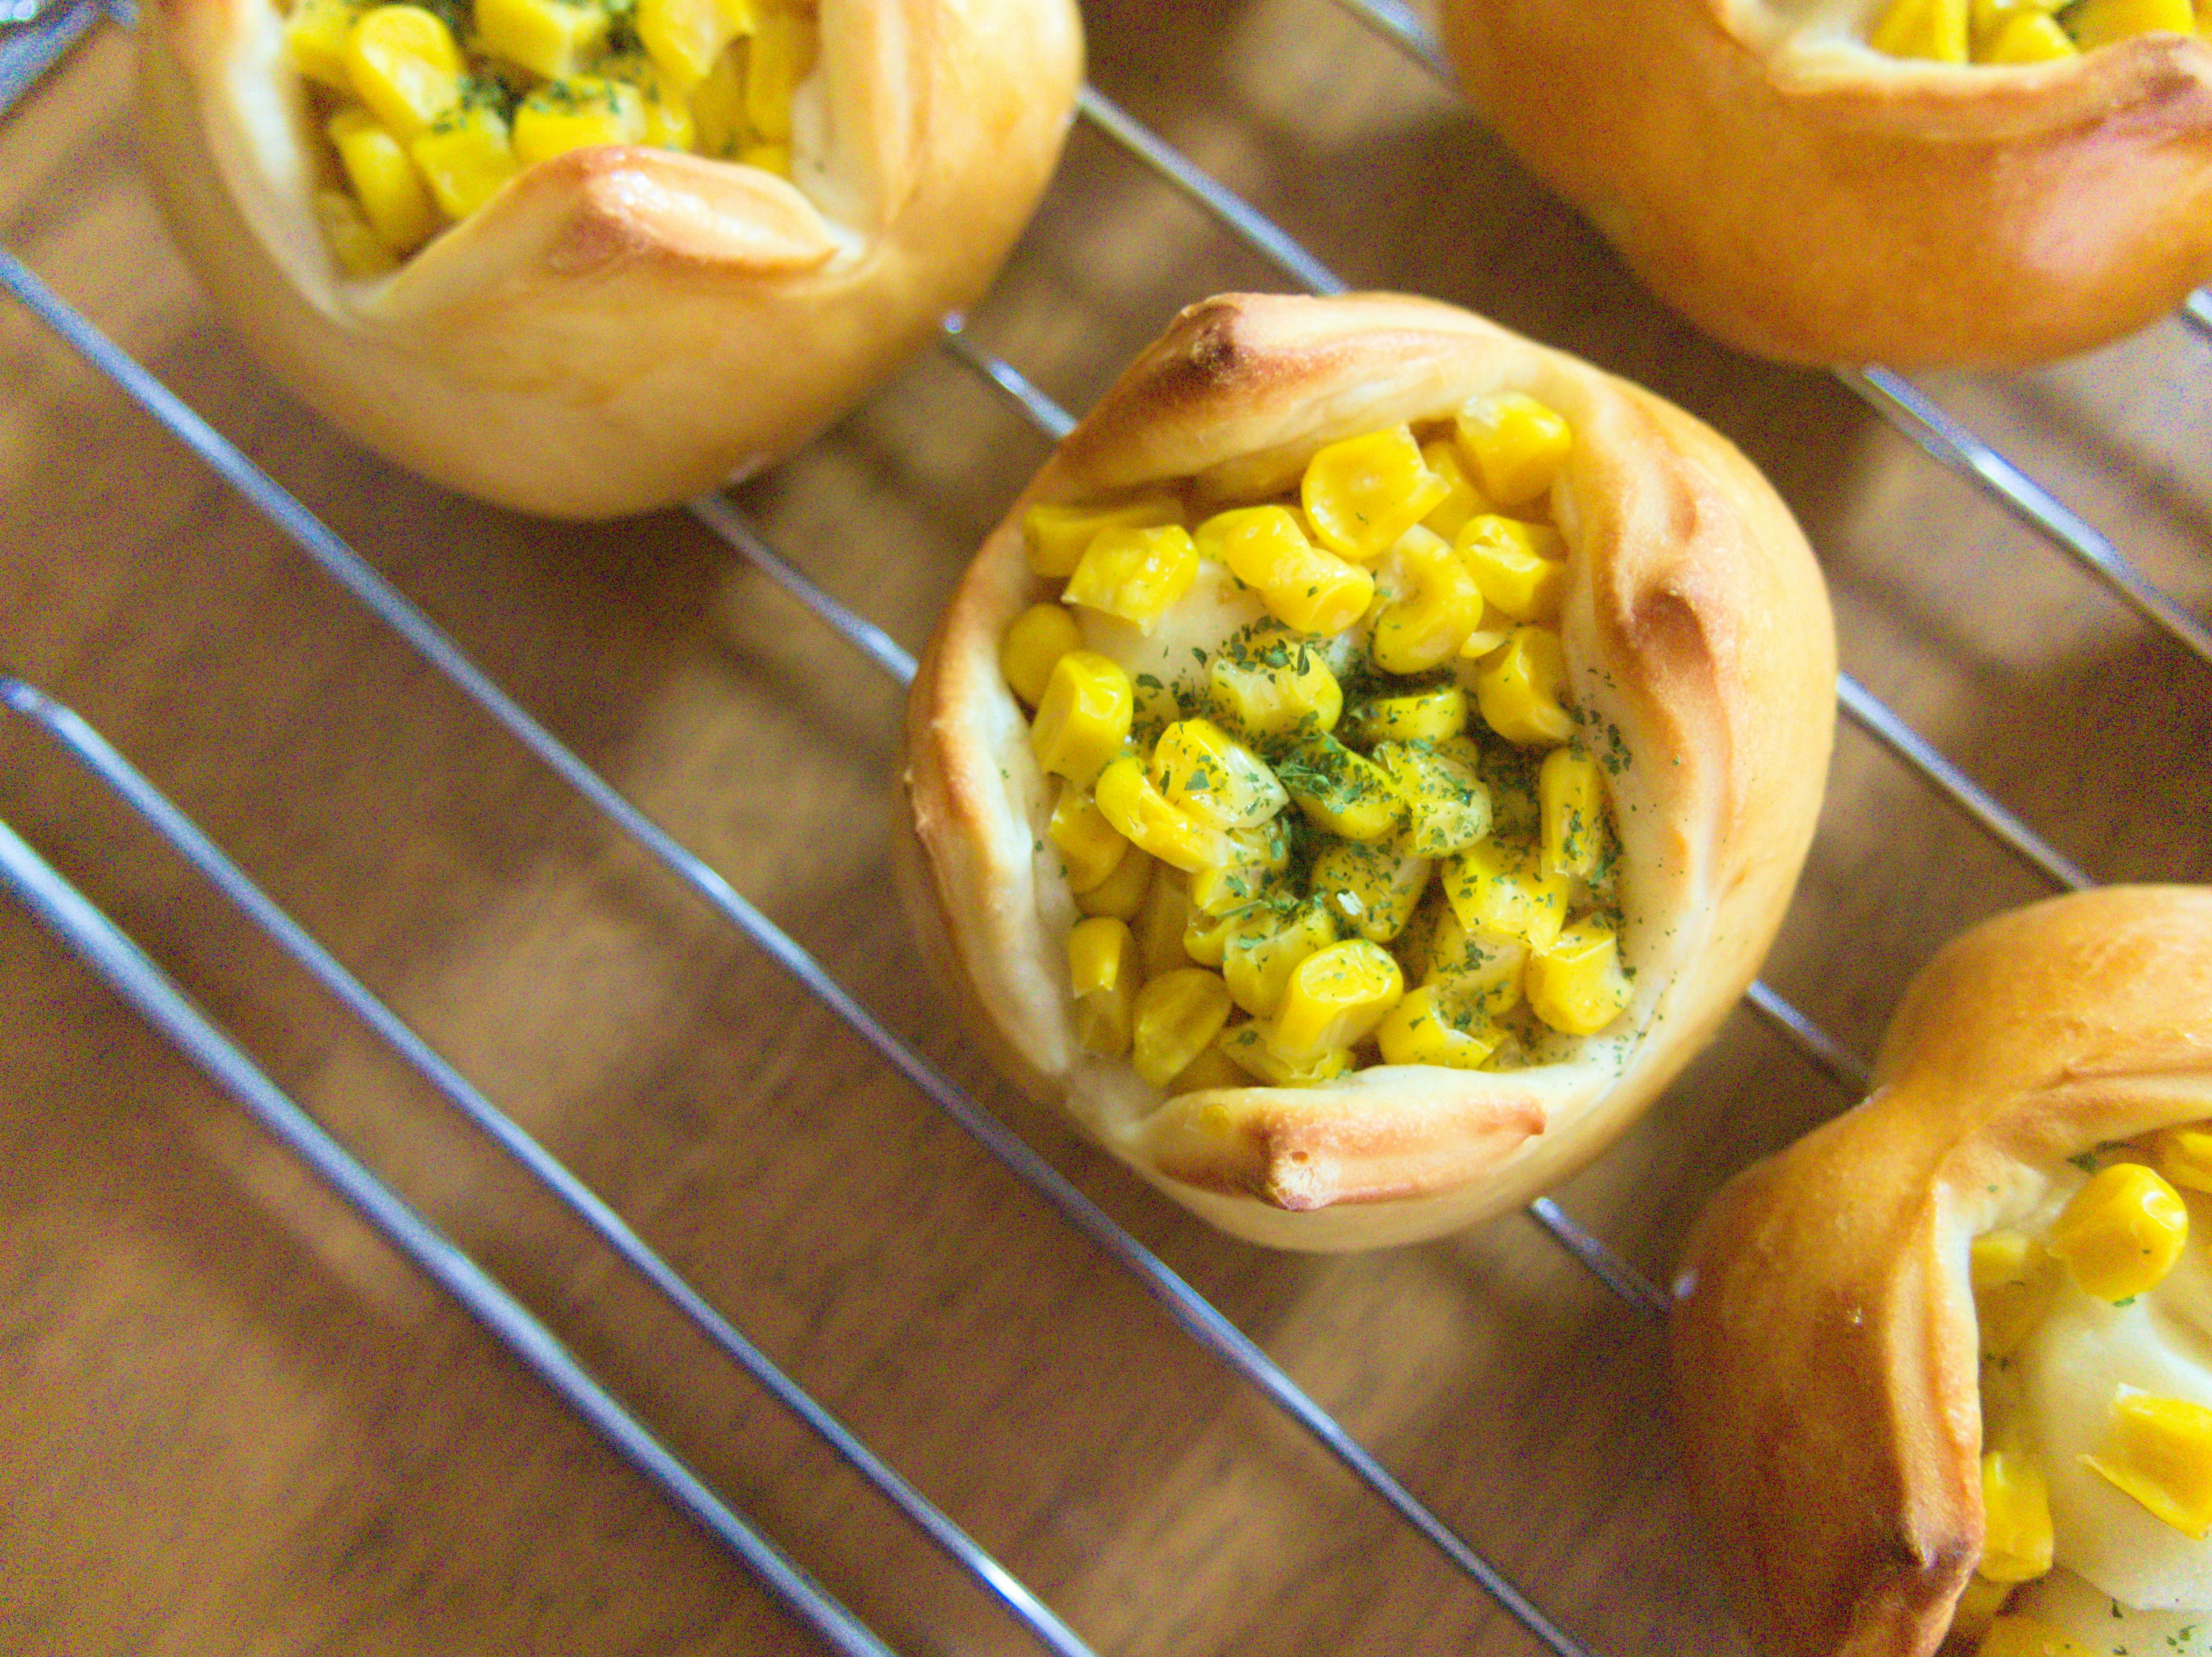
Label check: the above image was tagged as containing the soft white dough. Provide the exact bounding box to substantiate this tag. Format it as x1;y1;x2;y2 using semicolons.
1074;559;1269;715
2014;1566;2212;1655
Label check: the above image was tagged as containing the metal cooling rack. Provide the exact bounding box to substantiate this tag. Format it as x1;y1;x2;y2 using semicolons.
1;1;2204;1651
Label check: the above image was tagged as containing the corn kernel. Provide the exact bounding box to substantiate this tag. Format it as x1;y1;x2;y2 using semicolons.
1420;906;1527;1017
327;107;438;254
1971;1231;2059;1357
1221;899;1342;1019
1187;819;1293;917
1095;756;1233;874
746;2;816;142
1030;651;1133;790
1310;840;1431;943
690;41;748;156
1344;682;1468;748
313;188;398;277
1150;719;1288;831
1539;744;1606;880
1270;940;1404;1060
1207;636;1343;747
410;103;519;220
1134;868;1195;977
1370;741;1491;858
637;0;754;89
1377;983;1501;1069
2153;1124;2212;1191
1475;625;1577;746
1022;493;1183;579
287;0;363;90
1419;438;1493;542
1301;426;1452;563
475;0;609;79
1442;841;1571;952
1077;845;1154;921
1872;0;1972;59
1183;907;1230;967
1372;527;1484;675
1132;968;1236;1088
2084;1389;2212;1539
1195;505;1374;637
2047;1162;2188;1301
600;52;696;149
1217;1023;1353;1088
1067;916;1140;1057
1455;392;1573;509
1277;733;1405;843
346;5;463;137
1974;1616;2092;1657
1457;515;1568;625
513;77;646;165
1063;525;1199;633
2067;0;2194;46
1000;604;1083;708
1978;1451;2054;1583
1525;917;1633;1035
741;142;790;177
1047;785;1128;895
1168;1042;1250;1094
1983;12;2078;56
1947;1573;2014;1643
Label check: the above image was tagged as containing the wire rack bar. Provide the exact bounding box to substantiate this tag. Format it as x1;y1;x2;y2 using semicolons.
0;813;902;1657
0;675;1093;1657
941;313;1078;441
2183;290;2211;342
0;249;1597;1657
0;0;99;116
1741;981;1873;1096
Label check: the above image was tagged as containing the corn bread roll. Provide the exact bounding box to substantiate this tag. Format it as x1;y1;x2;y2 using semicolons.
137;0;1081;517
1671;887;2212;1657
1437;0;2212;368
900;292;1835;1252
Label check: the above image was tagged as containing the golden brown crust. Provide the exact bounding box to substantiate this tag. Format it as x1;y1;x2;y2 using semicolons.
1437;0;2212;368
137;0;1082;517
1671;887;2212;1657
901;292;1836;1251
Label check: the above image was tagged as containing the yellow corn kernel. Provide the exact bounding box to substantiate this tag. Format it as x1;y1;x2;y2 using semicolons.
1063;525;1200;633
1419;903;1528;1016
2084;1389;2212;1539
1370;741;1491;859
1168;1042;1250;1094
1271;940;1404;1060
475;0;608;78
1195;505;1374;637
1207;637;1343;747
1046;785;1128;896
1030;650;1132;790
1277;733;1405;843
1344;682;1468;748
1978;1451;2054;1583
410;103;520;220
1457;515;1569;625
1539;744;1606;880
1183;907;1230;967
1974;1616;2092;1657
513;78;646;166
1872;0;1971;58
1983;12;2078;56
1474;625;1577;746
1301;426;1452;564
1372;527;1484;675
1134;868;1194;978
1310;840;1431;944
690;41;748;157
1377;983;1501;1069
2068;0;2194;46
1077;844;1154;920
1095;756;1232;874
746;2;816;142
346;5;463;138
999;604;1084;708
1187;819;1293;917
1150;719;1287;831
287;0;363;91
1455;392;1573;509
1525;917;1633;1036
637;0;755;89
1972;0;2063;37
741;142;790;177
600;53;697;149
1217;1023;1354;1088
1067;917;1140;1057
312;188;398;278
1221;900;1342;1019
1023;493;1183;579
2153;1123;2212;1191
327;107;438;254
1419;438;1494;542
1947;1573;2015;1643
1442;841;1571;953
2047;1162;2188;1301
1132;969;1236;1089
1971;1231;2059;1357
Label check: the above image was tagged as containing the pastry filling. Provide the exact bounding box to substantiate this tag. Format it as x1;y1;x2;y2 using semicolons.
1866;0;2209;66
274;0;819;275
1002;395;1633;1096
1959;1129;2212;1655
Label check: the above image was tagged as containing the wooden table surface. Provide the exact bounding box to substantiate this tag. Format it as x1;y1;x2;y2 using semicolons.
3;3;2208;1653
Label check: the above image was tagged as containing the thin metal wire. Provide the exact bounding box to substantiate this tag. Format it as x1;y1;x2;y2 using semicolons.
1329;0;1451;76
0;676;1094;1657
0;0;97;116
2183;290;2211;343
1743;981;1874;1096
0;252;1596;1657
940;313;1077;440
0;814;903;1657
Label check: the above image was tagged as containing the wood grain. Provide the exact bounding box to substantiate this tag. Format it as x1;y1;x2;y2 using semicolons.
1;4;2206;1655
